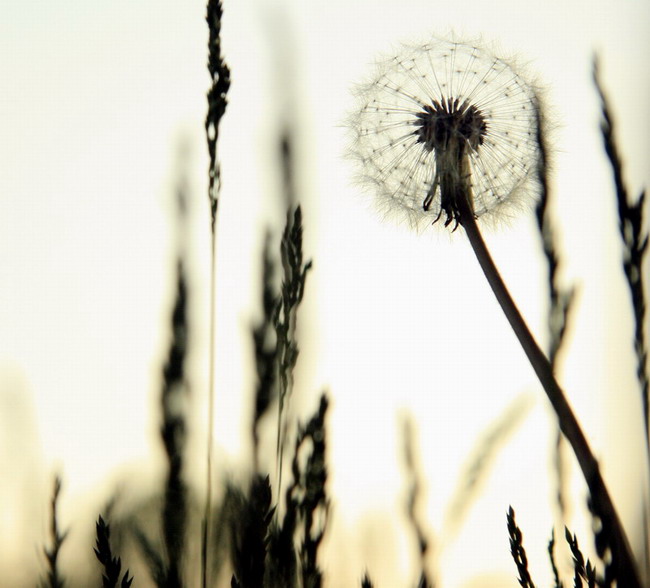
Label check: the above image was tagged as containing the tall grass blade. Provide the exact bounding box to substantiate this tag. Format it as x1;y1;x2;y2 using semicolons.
592;61;648;439
274;205;312;506
203;1;231;585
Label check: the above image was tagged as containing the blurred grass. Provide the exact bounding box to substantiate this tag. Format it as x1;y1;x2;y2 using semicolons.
22;5;648;588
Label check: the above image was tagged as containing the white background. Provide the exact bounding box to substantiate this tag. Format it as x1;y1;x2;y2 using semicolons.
1;0;649;586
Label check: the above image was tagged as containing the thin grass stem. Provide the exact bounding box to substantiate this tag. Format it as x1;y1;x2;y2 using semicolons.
203;1;231;585
201;225;216;588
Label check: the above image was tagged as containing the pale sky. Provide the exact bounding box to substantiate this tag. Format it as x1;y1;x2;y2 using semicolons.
1;0;649;586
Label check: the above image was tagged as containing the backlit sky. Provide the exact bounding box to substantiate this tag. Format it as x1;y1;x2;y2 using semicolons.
1;0;649;586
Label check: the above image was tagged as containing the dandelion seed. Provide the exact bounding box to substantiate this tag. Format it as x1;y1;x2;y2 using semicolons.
346;35;541;230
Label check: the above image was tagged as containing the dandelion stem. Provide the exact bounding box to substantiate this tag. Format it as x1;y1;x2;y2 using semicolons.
456;190;642;587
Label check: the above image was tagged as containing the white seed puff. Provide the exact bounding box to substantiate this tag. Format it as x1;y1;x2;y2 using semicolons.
346;35;543;231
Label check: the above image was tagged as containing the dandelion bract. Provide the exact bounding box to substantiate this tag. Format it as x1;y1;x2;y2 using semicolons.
347;35;542;230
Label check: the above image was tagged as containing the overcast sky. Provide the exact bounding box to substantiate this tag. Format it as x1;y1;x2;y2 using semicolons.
1;0;649;586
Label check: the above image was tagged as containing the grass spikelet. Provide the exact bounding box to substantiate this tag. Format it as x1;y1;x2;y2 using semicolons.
205;0;231;224
265;395;329;588
274;205;313;503
294;394;329;588
231;202;318;588
507;506;536;588
564;528;600;587
41;475;67;588
548;529;564;588
94;515;134;588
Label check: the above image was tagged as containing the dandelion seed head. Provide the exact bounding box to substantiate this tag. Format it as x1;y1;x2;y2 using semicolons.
346;35;543;231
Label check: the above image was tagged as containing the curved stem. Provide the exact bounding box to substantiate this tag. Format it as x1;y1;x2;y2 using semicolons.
457;194;641;587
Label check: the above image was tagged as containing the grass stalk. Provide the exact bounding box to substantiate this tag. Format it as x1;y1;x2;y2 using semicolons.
274;206;312;511
592;61;649;456
41;475;67;588
202;191;217;588
534;99;575;525
203;1;231;585
402;418;434;588
160;257;190;587
274;131;299;505
592;65;649;576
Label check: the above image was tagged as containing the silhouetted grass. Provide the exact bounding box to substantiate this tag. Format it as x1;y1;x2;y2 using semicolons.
94;515;133;588
40;476;67;588
227;475;275;587
274;206;313;502
203;1;231;585
251;232;279;470
565;528;599;587
18;6;647;588
160;258;190;587
534;89;575;525
402;418;435;588
547;530;562;588
507;507;535;588
239;206;323;588
593;60;648;446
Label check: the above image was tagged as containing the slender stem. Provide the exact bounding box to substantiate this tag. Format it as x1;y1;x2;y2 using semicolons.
276;368;285;516
202;226;217;588
456;193;642;587
204;1;230;582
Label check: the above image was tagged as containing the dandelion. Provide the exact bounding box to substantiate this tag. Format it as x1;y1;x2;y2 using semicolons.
347;36;540;229
346;34;643;585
